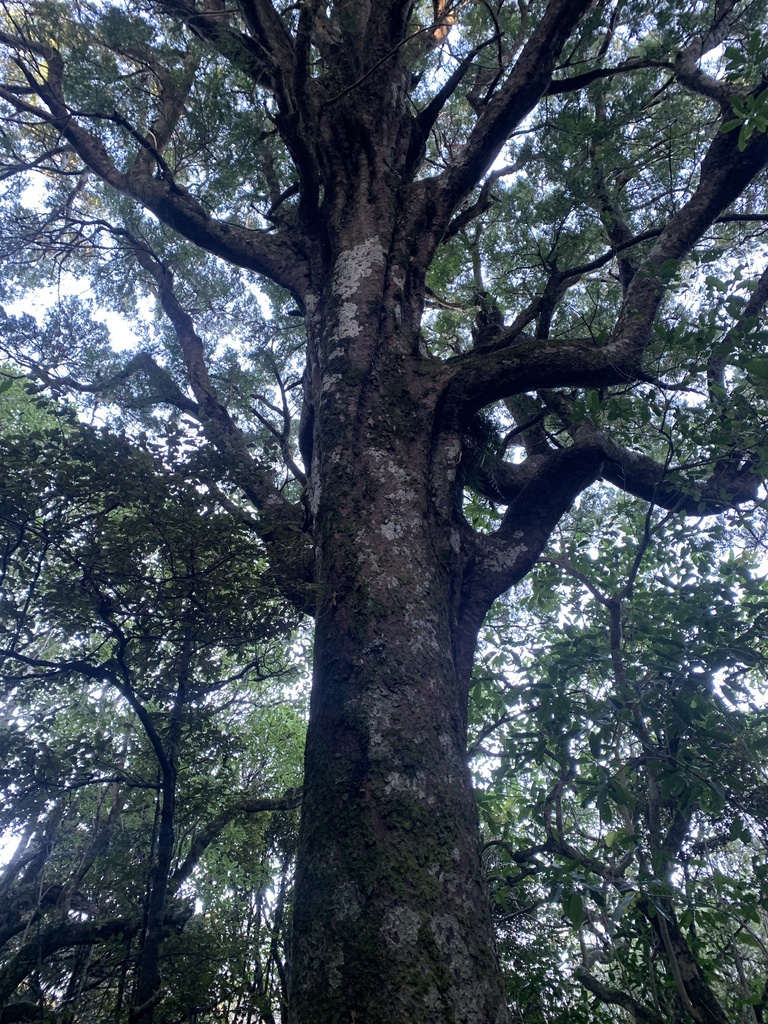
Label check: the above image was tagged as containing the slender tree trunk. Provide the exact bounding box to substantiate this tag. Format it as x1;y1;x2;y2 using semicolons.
130;771;176;1024
130;663;186;1024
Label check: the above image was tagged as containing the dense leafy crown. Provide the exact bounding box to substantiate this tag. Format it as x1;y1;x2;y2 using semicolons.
0;0;766;553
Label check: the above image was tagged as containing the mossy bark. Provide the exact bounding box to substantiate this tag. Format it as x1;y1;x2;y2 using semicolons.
287;231;509;1022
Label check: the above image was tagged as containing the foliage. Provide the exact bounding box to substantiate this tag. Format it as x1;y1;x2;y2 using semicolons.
0;387;306;1022
470;496;768;1023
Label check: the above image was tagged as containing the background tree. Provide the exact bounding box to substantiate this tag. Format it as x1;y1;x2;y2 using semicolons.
0;392;305;1023
1;1;768;1021
471;495;768;1024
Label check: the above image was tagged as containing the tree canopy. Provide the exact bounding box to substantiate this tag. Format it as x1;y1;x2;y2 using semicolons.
1;0;768;1021
0;382;306;1022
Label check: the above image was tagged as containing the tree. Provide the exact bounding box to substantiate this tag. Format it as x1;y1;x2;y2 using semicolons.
1;0;768;1020
0;401;305;1022
470;495;768;1023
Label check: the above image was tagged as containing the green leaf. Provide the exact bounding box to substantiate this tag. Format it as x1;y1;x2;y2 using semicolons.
565;893;585;929
612;892;637;920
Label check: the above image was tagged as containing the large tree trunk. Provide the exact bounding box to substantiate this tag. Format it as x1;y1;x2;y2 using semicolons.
288;242;509;1021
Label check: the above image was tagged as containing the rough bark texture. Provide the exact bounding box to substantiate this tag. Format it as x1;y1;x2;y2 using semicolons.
293;317;507;1020
284;164;510;1010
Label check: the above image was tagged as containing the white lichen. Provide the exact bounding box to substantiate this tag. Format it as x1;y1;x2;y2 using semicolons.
423;985;442;1011
321;373;343;394
381;905;421;948
427;914;495;1021
444;438;462;481
332;881;362;922
384;770;430;802
336;301;361;339
332;237;386;300
304;290;321;326
483;543;528;574
309;477;322;517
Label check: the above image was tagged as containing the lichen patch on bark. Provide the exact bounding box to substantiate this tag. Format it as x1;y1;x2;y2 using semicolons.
304;291;321;325
332;881;363;922
429;914;495;1024
320;373;343;394
384;769;431;802
484;542;529;573
381;906;422;948
336;301;361;338
331;237;386;300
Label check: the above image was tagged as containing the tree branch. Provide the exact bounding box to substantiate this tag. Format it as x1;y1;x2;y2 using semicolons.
442;123;768;411
574;966;667;1024
170;787;302;894
595;430;760;514
459;436;607;640
154;0;288;93
0;911;189;1009
672;0;742;109
409;35;498;173
425;0;594;231
33;351;200;415
546;56;666;95
470;425;760;516
0;32;311;295
122;235;314;610
0;648;175;781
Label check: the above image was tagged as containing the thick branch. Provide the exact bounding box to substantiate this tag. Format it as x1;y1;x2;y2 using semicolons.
0;34;310;294
0;1002;56;1023
611;115;768;357
125;240;314;609
155;0;289;94
37;352;200;415
443;124;768;411
0;908;191;1010
426;0;593;227
546;56;665;95
445;333;639;412
149;0;322;210
170;788;302;894
596;432;759;514
129;50;198;178
458;437;606;655
574;966;667;1024
672;0;741;108
471;427;760;515
238;0;297;91
409;36;497;173
642;903;730;1024
0;915;140;1006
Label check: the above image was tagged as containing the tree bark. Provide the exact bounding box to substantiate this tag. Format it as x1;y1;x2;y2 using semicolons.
290;275;510;1020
